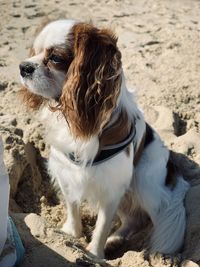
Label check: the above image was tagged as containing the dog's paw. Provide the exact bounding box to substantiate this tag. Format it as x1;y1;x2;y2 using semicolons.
61;221;82;238
105;235;125;253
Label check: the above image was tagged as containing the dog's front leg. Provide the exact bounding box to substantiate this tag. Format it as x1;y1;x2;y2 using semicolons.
87;201;119;259
61;201;82;238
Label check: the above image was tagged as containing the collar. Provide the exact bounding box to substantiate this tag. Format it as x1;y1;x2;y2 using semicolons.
66;124;137;167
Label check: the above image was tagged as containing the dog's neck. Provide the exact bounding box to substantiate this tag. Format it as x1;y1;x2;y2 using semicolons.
99;73;142;148
99;107;132;148
41;74;146;164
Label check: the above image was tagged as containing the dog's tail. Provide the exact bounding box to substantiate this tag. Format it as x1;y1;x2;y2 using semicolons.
150;175;189;254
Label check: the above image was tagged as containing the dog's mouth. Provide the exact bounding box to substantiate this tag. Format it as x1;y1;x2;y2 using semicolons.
20;74;61;103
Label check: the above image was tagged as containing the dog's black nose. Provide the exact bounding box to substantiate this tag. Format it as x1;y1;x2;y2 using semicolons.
19;62;37;77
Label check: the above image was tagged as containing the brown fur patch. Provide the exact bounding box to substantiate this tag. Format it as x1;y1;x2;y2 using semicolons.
99;109;132;148
119;190;150;230
18;86;45;110
57;22;122;139
18;87;44;110
44;46;73;72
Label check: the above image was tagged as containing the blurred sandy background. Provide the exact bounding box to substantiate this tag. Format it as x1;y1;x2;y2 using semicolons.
0;0;200;266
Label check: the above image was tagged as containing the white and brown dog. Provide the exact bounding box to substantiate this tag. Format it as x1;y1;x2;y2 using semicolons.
19;20;189;259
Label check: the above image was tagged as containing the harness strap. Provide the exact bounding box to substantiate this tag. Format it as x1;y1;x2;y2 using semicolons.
67;125;136;166
65;123;152;167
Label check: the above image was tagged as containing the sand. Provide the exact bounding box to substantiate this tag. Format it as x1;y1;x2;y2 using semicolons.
0;0;200;266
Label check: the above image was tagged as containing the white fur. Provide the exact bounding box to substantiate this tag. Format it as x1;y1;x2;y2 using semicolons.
20;20;189;259
34;20;77;53
134;132;189;253
150;176;189;254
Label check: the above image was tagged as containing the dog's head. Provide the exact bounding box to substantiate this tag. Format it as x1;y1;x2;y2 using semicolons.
19;20;122;139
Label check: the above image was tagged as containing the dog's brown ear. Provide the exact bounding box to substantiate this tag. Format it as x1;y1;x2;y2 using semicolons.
60;23;122;139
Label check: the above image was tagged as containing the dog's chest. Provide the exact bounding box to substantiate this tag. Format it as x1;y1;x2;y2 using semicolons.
48;144;134;204
43;109;134;203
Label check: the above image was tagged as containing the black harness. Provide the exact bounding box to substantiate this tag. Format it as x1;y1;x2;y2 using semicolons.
65;125;136;167
64;123;153;167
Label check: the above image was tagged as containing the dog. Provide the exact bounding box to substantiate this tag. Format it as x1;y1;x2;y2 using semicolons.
19;19;189;259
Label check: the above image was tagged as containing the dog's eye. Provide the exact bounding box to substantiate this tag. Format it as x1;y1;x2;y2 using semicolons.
49;54;63;64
